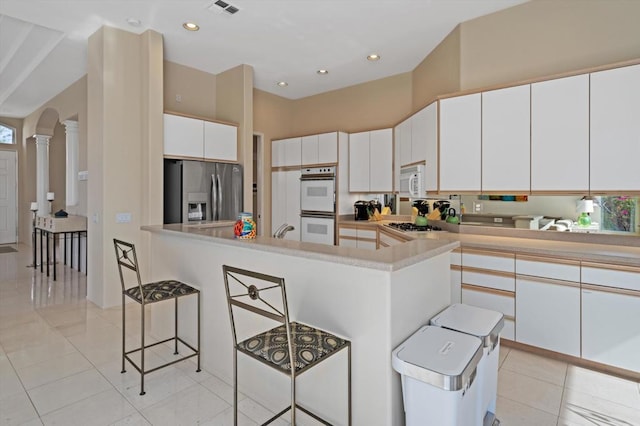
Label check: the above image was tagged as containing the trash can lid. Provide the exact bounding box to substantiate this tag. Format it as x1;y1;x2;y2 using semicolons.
430;304;504;350
392;326;483;391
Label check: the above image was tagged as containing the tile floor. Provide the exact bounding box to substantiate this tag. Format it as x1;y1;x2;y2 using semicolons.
1;244;639;425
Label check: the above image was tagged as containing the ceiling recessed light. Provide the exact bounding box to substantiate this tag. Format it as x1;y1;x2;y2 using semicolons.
126;18;141;27
277;81;288;87
317;69;329;75
183;22;199;31
367;54;381;61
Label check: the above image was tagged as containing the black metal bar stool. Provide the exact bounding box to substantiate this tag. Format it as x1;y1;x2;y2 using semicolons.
222;265;351;425
114;239;201;395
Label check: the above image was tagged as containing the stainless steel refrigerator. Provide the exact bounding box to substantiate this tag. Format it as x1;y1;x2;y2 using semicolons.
164;159;243;224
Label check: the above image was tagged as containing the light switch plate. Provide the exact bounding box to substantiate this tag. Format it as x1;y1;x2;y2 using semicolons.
78;171;88;181
116;212;132;223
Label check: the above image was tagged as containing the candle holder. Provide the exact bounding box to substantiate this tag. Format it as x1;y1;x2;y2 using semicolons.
27;202;39;268
47;192;55;215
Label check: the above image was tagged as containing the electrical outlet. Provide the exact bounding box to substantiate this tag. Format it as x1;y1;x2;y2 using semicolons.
116;212;132;223
78;171;88;181
494;217;503;223
175;94;182;102
473;201;483;213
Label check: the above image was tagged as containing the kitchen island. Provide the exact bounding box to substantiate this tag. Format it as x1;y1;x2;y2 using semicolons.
142;223;459;426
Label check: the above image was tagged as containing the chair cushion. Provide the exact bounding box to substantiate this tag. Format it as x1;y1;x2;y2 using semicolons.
238;322;348;373
124;280;199;304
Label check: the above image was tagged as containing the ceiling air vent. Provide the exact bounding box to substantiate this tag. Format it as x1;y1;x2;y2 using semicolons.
209;0;240;15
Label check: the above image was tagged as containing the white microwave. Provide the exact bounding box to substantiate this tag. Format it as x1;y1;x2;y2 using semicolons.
399;164;425;198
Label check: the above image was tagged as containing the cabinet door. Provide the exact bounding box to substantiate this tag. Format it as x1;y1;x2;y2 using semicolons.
318;132;338;164
450;264;461;304
531;74;589;192
516;277;580;356
369;128;393;192
272;139;286;167
284;170;301;241
164;114;203;158
482;85;530;192
582;287;640;372
396;118;412;167
301;135;319;165
349;132;370;192
423;102;439;193
284;137;302;167
440;94;481;192
204;121;237;161
590;64;640;191
411;107;429;165
271;171;287;233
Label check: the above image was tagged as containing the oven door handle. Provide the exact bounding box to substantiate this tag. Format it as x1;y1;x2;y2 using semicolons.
300;211;335;219
300;175;335;181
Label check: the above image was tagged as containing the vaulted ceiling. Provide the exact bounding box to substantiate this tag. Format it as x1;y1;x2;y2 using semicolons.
0;0;527;118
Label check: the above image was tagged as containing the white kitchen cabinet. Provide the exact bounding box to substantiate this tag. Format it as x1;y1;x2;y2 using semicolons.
204;121;237;162
317;132;338;164
272;137;301;167
164;113;204;159
301;135;319;165
439;94;481;192
450;249;462;304
349;129;392;192
338;224;377;250
482;85;530;192
516;274;580;357
590;64;640;192
461;248;515;340
581;262;640;372
411;106;429;166
531;74;589;192
395;118;412;167
423;102;439;193
271;170;300;241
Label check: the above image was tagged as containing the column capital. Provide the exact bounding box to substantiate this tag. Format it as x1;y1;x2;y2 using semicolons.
34;134;51;145
63;120;79;132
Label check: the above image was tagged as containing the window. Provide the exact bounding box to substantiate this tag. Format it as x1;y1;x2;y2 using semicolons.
600;196;638;234
0;124;15;144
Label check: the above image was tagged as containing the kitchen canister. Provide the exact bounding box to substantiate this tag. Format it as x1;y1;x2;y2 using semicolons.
234;212;256;239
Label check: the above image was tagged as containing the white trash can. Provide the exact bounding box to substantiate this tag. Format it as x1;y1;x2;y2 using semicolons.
430;304;504;424
392;325;483;426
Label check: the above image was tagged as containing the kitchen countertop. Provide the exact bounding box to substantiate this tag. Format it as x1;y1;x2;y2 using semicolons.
142;222;459;271
338;216;640;267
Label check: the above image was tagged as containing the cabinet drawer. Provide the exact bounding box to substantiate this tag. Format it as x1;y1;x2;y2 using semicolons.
582;263;640;292
461;284;515;317
462;249;514;272
338;238;357;248
338;227;357;238
379;232;404;247
516;255;580;282
450;249;462;266
462;268;515;292
358;229;377;240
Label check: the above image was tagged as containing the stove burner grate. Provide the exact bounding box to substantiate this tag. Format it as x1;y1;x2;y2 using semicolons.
386;222;443;232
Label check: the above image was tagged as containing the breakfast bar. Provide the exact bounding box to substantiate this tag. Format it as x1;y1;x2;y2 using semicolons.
142;223;459;426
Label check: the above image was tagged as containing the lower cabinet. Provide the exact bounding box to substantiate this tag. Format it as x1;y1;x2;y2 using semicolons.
450;249;461;304
516;276;580;356
461;285;515;340
338;224;377;250
271;170;300;241
581;262;640;372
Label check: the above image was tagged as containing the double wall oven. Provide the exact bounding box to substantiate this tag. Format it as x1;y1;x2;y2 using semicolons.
300;167;336;245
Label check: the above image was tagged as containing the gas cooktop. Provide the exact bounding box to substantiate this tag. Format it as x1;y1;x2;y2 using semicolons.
385;222;443;232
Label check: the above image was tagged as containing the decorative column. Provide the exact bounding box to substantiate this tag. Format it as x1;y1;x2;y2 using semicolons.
34;134;51;217
63;120;79;207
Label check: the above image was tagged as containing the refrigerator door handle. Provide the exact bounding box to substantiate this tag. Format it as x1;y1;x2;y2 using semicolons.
216;174;223;220
211;174;217;221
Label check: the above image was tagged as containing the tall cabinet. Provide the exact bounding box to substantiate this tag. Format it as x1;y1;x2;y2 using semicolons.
590;64;640;192
271;138;301;241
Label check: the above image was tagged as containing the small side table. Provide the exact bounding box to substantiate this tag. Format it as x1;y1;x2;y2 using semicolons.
36;215;88;281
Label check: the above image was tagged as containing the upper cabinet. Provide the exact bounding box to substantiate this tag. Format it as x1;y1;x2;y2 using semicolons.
531;74;589;193
164;113;238;162
301;132;338;166
272;137;301;167
395;118;412;167
482;85;530;193
204;121;238;162
421;103;439;193
349;128;393;192
439;93;482;192
590;64;640;192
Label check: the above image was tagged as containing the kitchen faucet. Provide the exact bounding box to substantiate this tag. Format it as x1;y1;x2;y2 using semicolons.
273;223;295;239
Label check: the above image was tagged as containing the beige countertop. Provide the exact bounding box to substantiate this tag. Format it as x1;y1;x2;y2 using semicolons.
142;222;459;271
338;216;640;267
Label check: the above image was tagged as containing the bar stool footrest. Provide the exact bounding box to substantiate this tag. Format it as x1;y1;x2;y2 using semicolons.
124;336;200;375
263;403;333;426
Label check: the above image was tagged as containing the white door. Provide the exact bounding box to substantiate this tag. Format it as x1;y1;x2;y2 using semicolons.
0;150;17;244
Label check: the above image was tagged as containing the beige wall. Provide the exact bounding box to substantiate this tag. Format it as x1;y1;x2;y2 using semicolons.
164;61;216;119
290;72;413;135
87;27;164;308
216;64;254;213
459;0;640;91
412;25;461;111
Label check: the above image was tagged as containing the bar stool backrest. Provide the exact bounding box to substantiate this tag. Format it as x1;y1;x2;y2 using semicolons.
222;265;294;364
113;239;144;301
